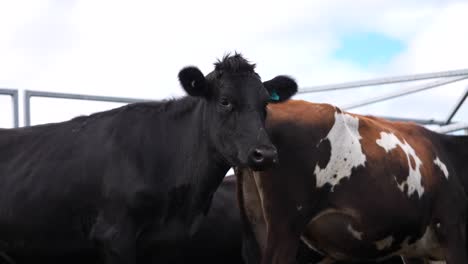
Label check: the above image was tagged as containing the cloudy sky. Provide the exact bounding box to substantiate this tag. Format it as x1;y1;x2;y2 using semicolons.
1;0;468;128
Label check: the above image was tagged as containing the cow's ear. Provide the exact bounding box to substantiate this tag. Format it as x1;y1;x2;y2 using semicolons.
178;66;209;97
263;76;298;103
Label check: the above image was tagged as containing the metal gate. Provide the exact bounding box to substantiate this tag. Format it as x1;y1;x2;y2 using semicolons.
2;68;468;134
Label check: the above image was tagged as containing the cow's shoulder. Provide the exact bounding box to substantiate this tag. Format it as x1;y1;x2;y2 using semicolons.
267;99;336;125
266;100;338;143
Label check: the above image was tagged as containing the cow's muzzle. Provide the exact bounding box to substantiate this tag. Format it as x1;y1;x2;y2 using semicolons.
247;145;278;171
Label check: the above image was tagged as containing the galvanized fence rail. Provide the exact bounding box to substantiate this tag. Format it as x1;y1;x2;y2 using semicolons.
0;88;19;128
3;68;468;134
23;90;150;127
299;69;468;93
297;68;468;134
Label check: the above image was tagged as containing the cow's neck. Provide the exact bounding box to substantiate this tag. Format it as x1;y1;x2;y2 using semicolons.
149;96;230;209
157;97;230;237
158;96;229;174
192;97;231;191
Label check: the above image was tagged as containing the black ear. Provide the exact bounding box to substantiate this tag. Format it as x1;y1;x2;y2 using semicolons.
178;66;208;97
263;75;298;103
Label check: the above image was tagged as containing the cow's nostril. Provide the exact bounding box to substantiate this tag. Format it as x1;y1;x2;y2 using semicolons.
247;147;278;171
252;149;264;161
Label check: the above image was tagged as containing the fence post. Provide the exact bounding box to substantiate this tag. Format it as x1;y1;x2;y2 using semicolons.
24;90;31;127
12;90;19;128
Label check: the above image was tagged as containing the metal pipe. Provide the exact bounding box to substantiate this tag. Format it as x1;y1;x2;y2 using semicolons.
0;88;19;128
0;89;16;95
433;122;468;134
375;116;448;125
23;90;151;127
24;90;149;104
444;86;468;124
24;90;31;127
341;76;468;110
12;90;19;128
298;69;468;94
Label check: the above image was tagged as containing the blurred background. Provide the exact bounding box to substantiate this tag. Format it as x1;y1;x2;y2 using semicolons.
1;0;467;133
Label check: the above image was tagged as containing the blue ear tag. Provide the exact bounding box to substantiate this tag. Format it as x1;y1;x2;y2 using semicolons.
270;90;280;101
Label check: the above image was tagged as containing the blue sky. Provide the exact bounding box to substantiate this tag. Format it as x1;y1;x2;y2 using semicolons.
0;0;467;129
334;32;405;68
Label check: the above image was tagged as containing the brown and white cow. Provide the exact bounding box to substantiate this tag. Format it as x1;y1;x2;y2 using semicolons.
236;99;468;264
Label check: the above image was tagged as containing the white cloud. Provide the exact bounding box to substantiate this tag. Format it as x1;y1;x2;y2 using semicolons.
390;2;468;73
358;2;468;123
0;1;467;128
294;1;468;124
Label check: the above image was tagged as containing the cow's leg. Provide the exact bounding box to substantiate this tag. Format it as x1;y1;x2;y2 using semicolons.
92;212;137;264
401;257;429;264
437;220;467;264
434;190;467;264
241;231;262;264
317;256;336;263
261;222;302;264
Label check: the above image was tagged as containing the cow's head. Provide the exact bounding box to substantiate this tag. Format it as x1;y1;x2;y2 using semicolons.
178;53;297;171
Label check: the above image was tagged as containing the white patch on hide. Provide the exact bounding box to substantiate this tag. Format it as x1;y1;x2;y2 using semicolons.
301;236;323;254
433;156;449;179
315;111;366;190
347;224;363;240
375;236;394;250
376;132;424;198
397;227;443;260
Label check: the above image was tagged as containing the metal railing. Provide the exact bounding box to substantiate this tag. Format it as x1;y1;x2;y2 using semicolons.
23;90;150;127
297;68;468;133
3;68;467;134
0;88;19;128
299;68;468;93
433;122;468;134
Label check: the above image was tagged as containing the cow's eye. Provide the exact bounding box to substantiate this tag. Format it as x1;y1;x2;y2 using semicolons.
219;98;232;109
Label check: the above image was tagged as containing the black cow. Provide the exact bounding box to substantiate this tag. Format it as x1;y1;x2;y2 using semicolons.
6;175;243;264
0;53;297;264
